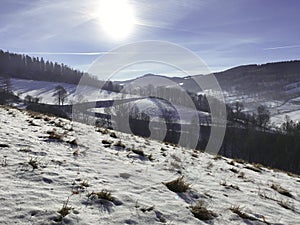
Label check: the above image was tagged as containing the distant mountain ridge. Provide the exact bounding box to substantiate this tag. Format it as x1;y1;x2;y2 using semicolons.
213;60;300;97
119;60;300;100
118;60;300;124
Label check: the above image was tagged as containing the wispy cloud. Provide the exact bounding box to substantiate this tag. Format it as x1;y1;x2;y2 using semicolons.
264;45;300;50
18;51;109;56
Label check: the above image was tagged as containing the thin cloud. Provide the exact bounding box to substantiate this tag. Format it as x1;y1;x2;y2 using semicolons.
18;52;110;56
264;45;300;50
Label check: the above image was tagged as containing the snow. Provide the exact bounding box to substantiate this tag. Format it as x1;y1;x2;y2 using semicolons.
10;78;300;126
0;106;299;224
11;79;123;105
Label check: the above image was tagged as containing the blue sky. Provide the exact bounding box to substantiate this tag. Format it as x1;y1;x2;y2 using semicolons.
1;0;300;78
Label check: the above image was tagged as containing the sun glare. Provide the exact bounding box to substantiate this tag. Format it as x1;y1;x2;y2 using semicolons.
97;0;136;41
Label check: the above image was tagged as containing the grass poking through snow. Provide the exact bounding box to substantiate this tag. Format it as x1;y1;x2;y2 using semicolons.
190;200;217;221
164;176;190;193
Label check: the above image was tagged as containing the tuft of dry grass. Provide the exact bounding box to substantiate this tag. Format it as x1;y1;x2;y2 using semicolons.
80;180;89;188
58;203;71;217
148;154;155;161
67;139;78;147
28;157;38;170
87;190;114;202
28;120;39;126
96;128;109;135
102;140;112;147
164;176;190;193
278;200;294;211
244;165;262;173
0;143;10;148
227;160;235;166
238;171;245;179
233;158;246;164
1;156;7;167
190;200;217;221
47;129;65;141
206;162;214;169
140;205;155;213
110;132;117;138
213;155;223;160
114;140;126;149
287;172;300;178
229;167;239;174
170;154;182;162
230;206;258;221
55;197;72;222
271;183;293;198
131;149;145;157
191;152;199;158
220;180;240;191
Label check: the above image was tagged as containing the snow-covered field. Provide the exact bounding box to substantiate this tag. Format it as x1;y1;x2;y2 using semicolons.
0;106;299;224
10;78;300;125
224;91;300;125
11;79;123;105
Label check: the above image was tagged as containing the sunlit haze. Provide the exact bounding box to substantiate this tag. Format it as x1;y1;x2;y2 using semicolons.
1;0;300;78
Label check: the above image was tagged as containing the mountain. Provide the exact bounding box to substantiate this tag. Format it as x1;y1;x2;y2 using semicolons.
0;105;299;224
119;61;300;124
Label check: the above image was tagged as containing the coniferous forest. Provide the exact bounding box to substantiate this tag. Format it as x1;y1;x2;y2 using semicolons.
0;50;96;85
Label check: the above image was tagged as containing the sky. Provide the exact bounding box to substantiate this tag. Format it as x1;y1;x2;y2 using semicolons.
0;0;300;80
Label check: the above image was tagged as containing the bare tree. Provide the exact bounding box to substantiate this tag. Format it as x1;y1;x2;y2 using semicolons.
0;76;11;93
232;101;244;120
256;105;270;130
54;85;67;105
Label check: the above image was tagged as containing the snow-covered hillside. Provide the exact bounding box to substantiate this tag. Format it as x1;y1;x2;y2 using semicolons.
10;78;300;125
11;79;122;105
0;106;299;224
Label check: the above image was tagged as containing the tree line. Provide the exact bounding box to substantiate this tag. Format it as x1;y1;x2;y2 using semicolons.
0;50;86;84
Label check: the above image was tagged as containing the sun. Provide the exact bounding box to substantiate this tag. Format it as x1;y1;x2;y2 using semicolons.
97;0;136;41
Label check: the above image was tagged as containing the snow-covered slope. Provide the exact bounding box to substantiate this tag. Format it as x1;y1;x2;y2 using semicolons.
10;78;300;125
0;106;299;224
11;79;122;104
